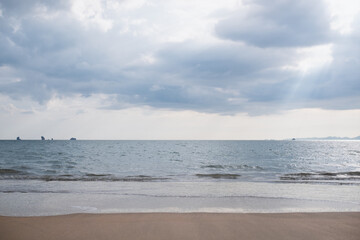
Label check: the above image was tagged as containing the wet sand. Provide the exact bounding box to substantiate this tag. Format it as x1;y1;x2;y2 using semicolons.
1;212;359;240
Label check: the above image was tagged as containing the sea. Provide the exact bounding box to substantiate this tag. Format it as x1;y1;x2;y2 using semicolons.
0;140;359;216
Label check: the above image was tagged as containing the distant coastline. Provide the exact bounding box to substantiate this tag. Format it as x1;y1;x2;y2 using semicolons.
2;136;360;141
295;136;360;141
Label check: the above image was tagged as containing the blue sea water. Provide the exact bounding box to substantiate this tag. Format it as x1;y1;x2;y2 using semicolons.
0;140;359;216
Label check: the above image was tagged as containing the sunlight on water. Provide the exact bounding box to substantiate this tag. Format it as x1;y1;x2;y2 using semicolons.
0;140;359;215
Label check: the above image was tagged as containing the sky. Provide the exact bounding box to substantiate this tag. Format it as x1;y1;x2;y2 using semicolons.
0;0;359;140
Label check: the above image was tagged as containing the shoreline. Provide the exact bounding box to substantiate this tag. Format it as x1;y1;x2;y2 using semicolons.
2;180;360;216
1;212;359;240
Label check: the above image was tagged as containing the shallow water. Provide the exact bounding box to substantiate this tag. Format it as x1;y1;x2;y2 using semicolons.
1;140;359;184
1;180;359;216
0;140;359;215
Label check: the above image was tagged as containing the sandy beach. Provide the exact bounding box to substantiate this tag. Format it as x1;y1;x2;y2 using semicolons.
1;212;359;240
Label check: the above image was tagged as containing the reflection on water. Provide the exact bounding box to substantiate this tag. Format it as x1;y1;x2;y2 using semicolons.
0;140;359;184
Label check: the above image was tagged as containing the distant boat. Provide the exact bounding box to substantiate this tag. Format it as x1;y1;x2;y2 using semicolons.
292;138;296;141
41;136;45;140
70;138;77;140
16;137;21;140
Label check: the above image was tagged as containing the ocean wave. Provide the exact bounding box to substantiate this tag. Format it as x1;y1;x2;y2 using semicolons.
0;174;170;182
0;168;25;175
276;180;360;186
201;164;263;170
280;171;360;181
195;173;241;179
85;173;112;177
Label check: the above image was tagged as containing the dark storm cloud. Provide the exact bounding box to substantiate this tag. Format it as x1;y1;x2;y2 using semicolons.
0;0;359;114
215;0;332;48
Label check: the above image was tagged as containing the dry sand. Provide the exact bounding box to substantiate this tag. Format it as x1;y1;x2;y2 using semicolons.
1;212;359;240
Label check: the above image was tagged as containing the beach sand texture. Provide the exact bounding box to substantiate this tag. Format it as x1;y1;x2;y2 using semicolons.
1;212;359;240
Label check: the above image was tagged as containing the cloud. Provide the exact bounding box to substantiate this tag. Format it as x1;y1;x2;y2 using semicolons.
0;0;359;116
128;42;299;113
215;0;332;47
286;17;360;109
2;92;360;139
326;17;360;97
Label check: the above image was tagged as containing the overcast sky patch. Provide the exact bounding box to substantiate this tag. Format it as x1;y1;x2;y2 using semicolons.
0;0;360;138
